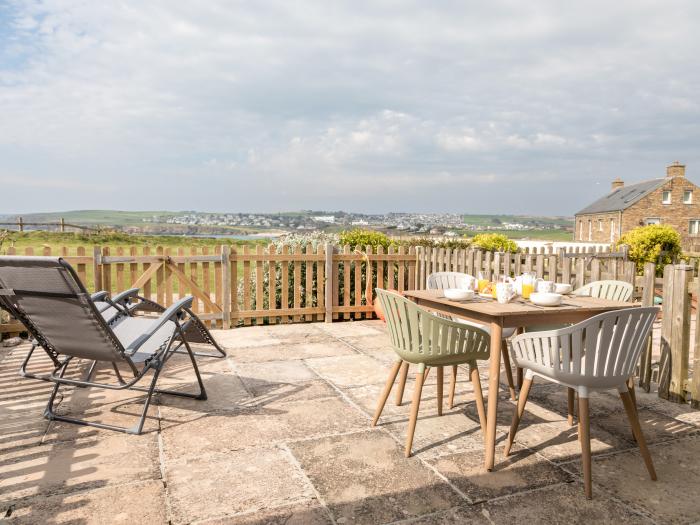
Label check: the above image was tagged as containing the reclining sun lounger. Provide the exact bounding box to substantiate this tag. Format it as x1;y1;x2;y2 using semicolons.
0;256;209;434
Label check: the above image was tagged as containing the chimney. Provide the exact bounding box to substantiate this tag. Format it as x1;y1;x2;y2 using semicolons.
667;161;686;178
611;177;624;191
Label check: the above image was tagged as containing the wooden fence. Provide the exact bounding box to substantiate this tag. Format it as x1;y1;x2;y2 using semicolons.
2;244;699;406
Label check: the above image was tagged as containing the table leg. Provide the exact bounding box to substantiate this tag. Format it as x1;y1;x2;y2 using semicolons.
485;320;503;471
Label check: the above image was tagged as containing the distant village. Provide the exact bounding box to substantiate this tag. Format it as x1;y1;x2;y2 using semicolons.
141;211;568;236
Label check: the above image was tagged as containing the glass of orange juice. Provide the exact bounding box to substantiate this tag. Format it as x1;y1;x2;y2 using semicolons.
477;272;488;293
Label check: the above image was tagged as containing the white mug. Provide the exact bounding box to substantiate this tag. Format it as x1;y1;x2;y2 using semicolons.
535;279;556;293
496;281;516;304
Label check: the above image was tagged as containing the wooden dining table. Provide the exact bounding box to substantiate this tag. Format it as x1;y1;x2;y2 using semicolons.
402;289;637;471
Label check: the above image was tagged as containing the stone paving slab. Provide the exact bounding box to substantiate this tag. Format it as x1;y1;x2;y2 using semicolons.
384;412;486;459
315;322;384;338
160;396;368;459
235;360;319;388
566;435;700;523
3;480;168;525
305;354;392;388
227;341;357;363
288;430;462;524
0;432;159;501
165;447;316;524
406;482;654;524
197;501;333;525
427;445;573;503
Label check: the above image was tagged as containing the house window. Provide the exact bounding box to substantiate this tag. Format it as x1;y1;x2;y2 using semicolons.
690;220;700;235
579;220;583;241
645;218;661;225
684;190;693;204
588;220;592;241
662;190;671;204
598;219;603;232
610;219;615;242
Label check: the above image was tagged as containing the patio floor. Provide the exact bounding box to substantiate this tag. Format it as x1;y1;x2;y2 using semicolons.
1;320;700;524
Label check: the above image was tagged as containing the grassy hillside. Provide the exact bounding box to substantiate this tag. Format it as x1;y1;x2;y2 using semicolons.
0;231;267;253
11;210;182;226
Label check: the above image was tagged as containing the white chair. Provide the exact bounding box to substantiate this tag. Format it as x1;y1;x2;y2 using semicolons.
575;280;634;302
505;307;659;499
423;272;516;403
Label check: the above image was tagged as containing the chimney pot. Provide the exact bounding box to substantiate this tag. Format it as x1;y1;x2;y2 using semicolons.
611;177;624;191
667;161;686;178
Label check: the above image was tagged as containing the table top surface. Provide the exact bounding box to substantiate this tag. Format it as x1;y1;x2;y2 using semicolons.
402;289;636;319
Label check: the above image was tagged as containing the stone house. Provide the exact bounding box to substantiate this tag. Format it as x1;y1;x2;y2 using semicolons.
574;162;700;250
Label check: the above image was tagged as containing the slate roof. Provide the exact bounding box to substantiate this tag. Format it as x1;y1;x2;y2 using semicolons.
575;178;665;215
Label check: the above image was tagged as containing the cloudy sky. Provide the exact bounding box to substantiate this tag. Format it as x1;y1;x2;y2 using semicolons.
1;1;699;215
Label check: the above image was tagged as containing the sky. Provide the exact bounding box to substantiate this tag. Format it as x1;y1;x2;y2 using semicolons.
1;1;699;216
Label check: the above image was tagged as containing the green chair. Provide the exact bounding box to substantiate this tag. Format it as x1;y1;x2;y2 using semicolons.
372;289;490;457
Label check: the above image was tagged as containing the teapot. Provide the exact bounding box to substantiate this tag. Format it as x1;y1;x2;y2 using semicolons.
535;279;556;293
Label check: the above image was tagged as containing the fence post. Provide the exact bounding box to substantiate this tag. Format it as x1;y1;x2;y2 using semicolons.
221;245;231;329
92;246;102;292
575;257;585;289
659;264;692;402
324;243;333;323
638;262;656;392
17;217;23;232
692;274;700;408
60;218;65;233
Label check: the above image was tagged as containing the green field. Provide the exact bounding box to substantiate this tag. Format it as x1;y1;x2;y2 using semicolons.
462;214;573;228
463;229;573;241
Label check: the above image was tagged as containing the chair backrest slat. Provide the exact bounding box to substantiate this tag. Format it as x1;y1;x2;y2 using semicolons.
512;307;658;387
575;280;634;302
426;272;475;291
376;288;490;364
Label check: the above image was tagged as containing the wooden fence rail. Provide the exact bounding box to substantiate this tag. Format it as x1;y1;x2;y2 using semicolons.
2;244;700;406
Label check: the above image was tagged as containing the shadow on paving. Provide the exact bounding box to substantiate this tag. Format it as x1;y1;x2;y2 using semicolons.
2;318;700;525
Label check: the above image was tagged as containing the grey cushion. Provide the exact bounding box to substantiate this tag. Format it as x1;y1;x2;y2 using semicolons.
112;317;177;363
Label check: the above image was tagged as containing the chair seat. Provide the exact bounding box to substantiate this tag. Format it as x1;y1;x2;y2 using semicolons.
112;317;177;363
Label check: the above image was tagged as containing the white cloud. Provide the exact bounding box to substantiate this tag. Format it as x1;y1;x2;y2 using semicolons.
0;1;699;214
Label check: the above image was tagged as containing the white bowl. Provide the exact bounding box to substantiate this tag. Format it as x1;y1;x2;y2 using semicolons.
554;283;572;295
530;292;563;307
444;288;475;301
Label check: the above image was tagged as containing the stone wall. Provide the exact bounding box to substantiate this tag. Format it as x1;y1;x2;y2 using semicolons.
621;176;700;250
574;211;620;243
575;174;700;249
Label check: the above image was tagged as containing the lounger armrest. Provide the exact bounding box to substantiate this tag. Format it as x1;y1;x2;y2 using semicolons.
91;291;109;302
111;287;140;306
138;296;194;341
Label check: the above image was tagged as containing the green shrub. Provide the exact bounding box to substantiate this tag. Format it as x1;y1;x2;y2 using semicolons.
400;237;472;250
339;229;391;249
616;224;681;275
471;233;518;253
